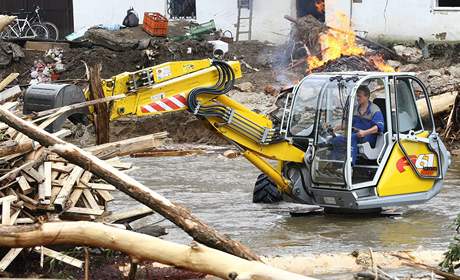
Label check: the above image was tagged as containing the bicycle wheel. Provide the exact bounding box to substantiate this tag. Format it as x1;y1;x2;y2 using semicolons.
25;23;49;39
42;22;59;40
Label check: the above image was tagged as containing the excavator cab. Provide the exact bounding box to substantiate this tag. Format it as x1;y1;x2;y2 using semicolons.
281;72;451;209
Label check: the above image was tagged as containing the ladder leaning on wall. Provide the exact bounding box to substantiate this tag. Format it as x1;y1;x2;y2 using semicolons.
236;0;253;41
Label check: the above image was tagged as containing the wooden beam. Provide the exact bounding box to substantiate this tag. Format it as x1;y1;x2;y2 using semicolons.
38;162;52;204
54;167;84;211
0;248;23;271
0;73;19;92
0;85;22;104
33;247;83;268
0;195;17;225
17;176;32;195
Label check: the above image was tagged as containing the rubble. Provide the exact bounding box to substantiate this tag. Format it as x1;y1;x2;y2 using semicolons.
0;42;24;67
234;81;254;92
393;45;424;64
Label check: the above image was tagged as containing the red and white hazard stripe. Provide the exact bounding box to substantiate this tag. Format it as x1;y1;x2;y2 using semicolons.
141;94;187;113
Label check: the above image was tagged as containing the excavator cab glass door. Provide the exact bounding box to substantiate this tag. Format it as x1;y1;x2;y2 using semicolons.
310;77;352;186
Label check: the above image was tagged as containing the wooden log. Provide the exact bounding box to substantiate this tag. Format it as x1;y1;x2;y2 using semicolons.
85;132;168;160
28;94;126;119
0;103;260;261
0;222;317;280
88;63;110;145
418;91;458;117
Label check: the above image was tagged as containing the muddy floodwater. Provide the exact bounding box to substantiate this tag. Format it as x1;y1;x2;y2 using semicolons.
112;153;460;256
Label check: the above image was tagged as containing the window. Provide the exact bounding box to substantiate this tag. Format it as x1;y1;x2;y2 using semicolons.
395;79;423;133
437;0;460;7
167;0;196;19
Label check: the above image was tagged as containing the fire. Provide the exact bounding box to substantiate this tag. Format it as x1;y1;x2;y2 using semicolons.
368;54;395;72
307;13;365;71
315;0;325;13
306;12;395;73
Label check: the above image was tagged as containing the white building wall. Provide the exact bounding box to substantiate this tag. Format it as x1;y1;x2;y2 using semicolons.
73;0;295;44
196;0;296;43
326;0;460;42
73;0;166;31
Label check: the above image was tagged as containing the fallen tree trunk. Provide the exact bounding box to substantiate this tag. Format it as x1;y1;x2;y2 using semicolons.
0;106;260;261
0;222;315;280
418;91;458;118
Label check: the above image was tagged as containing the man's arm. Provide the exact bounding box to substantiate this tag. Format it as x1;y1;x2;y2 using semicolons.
356;110;385;138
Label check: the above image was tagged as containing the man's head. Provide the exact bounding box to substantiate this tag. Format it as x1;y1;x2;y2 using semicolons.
356;85;371;106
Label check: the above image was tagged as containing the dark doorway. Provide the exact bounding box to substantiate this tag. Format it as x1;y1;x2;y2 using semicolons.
296;0;325;22
0;0;74;38
167;0;197;19
438;0;460;6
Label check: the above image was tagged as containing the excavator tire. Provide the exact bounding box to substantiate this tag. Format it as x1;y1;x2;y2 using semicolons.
253;174;283;204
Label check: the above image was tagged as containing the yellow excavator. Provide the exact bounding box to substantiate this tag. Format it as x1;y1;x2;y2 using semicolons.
23;59;451;210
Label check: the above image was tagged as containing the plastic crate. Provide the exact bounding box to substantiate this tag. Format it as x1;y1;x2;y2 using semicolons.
143;12;168;37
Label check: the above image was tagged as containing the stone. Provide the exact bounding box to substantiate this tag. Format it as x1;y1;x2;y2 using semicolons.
234;82;254;92
399;64;418;72
386;60;402;69
393;45;423;64
447;64;460;78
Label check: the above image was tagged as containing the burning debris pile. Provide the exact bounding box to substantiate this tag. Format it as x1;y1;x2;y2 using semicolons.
284;13;395;73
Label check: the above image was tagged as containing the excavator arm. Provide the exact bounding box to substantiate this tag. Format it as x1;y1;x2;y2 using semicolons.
96;60;305;193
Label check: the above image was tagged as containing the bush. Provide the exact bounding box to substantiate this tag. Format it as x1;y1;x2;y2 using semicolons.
440;214;460;273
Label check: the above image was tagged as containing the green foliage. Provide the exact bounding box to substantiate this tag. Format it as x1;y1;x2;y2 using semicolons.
440;214;460;273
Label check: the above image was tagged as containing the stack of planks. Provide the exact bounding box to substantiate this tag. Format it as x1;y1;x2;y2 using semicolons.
0;98;168;271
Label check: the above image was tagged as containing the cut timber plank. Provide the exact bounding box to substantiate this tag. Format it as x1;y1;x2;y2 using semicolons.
85;183;116;191
54;167;84;211
0;85;21;104
100;206;154;224
21;167;45;183
17;176;32;194
33;247;83;268
68;171;92;208
82;189;100;210
96;190;113;203
0;73;19;92
66;207;104;216
0;195;17;225
38;162;52;204
0;248;23;271
24;41;69;52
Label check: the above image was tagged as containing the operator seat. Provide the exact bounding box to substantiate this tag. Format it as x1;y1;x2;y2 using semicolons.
357;98;387;161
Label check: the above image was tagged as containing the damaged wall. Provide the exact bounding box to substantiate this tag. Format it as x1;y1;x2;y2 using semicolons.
326;0;460;42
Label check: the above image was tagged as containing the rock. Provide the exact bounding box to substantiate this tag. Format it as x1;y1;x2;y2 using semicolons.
399;64;418;72
234;82;254;92
264;85;280;96
447;64;460;78
85;28;139;51
223;150;240;159
386;60;402;69
393;45;423;63
427;69;442;78
137;38;151;50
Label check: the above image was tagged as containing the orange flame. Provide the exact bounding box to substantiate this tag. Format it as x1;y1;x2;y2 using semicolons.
306;12;395;72
315;0;325;13
368;54;396;72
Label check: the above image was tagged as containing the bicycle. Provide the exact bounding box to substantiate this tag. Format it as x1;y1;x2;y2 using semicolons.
0;6;48;40
29;5;60;41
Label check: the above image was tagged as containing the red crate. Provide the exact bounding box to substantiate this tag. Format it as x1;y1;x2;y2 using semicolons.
143;12;168;37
